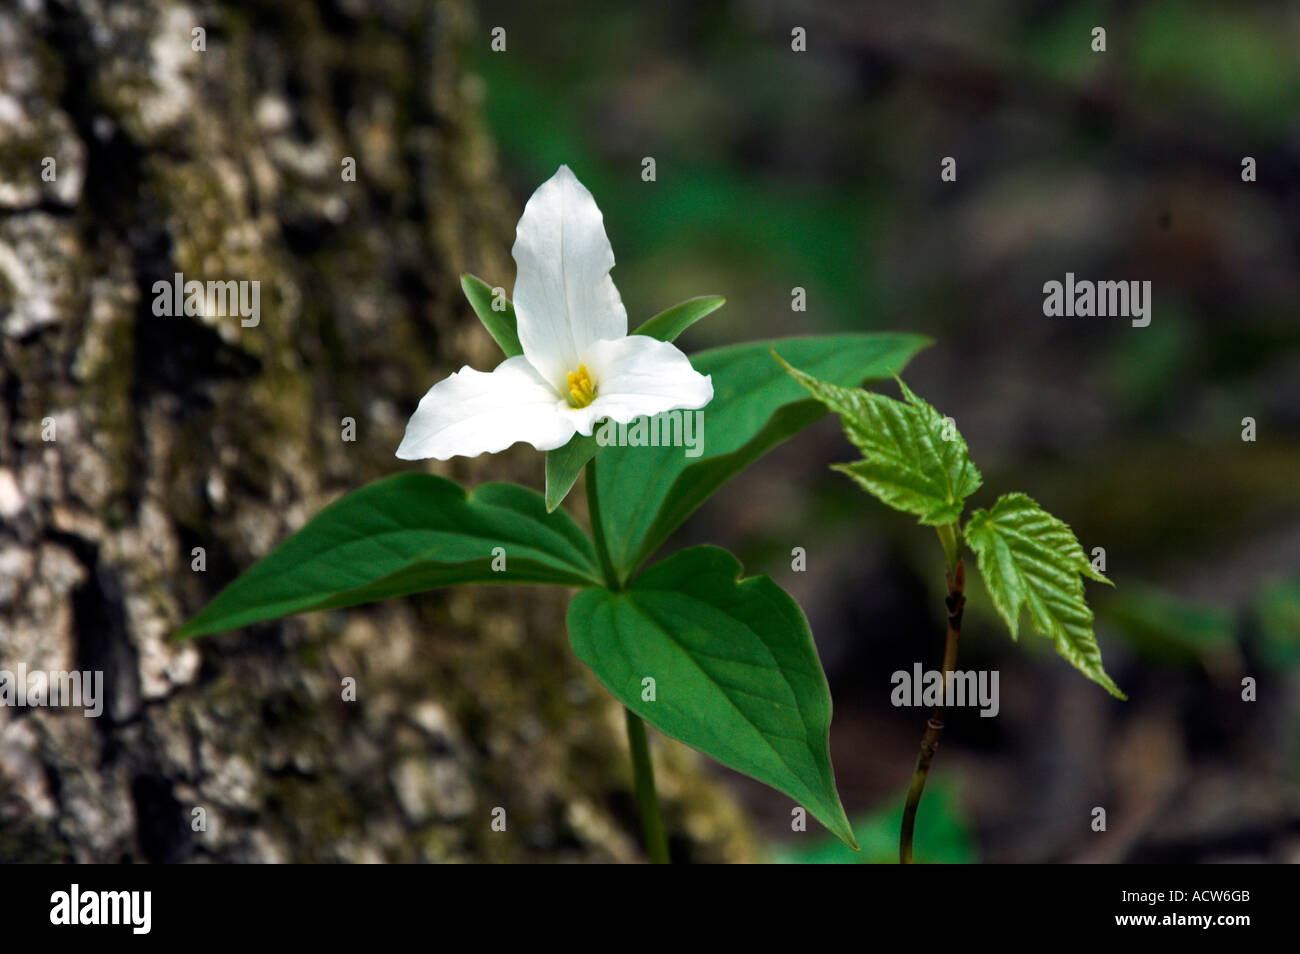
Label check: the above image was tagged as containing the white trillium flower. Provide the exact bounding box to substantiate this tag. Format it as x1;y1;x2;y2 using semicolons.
397;165;714;461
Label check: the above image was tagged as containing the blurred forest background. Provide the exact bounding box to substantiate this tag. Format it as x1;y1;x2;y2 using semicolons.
0;0;1296;862
470;0;1300;862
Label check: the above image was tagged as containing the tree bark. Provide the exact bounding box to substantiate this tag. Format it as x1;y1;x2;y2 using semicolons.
0;0;756;863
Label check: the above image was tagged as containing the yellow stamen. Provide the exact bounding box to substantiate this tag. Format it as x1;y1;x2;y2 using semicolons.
566;364;596;408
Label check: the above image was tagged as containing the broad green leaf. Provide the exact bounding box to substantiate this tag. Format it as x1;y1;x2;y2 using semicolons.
567;546;857;848
594;333;929;579
174;474;600;640
631;295;726;342
542;296;724;512
964;493;1125;698
461;273;522;357
545;434;598;512
779;359;981;525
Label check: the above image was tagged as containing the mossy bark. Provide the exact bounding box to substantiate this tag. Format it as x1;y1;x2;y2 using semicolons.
0;0;757;862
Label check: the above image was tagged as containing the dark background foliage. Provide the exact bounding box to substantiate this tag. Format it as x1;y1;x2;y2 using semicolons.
472;0;1300;861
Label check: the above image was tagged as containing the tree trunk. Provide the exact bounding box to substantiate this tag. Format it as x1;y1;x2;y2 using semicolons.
0;0;756;863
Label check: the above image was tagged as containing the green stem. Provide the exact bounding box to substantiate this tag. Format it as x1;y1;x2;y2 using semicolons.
624;708;671;864
936;522;961;577
586;459;669;863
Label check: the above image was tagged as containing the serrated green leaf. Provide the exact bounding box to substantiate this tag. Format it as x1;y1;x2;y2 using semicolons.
593;333;929;578
778;358;981;525
631;295;726;342
174;474;601;640
567;546;857;848
964;493;1125;698
461;273;522;358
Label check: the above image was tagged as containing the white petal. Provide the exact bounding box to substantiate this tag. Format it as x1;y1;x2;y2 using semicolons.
511;165;628;389
396;356;575;460
567;335;714;434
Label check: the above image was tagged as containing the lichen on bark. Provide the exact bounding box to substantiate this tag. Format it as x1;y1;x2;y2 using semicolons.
0;0;756;863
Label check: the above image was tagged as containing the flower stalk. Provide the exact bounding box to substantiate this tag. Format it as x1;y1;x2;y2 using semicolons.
585;458;620;592
586;458;670;863
624;708;670;864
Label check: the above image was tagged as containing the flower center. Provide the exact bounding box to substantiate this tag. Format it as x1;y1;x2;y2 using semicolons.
566;364;597;408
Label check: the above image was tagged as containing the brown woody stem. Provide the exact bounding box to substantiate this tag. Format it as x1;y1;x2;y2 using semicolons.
899;559;965;864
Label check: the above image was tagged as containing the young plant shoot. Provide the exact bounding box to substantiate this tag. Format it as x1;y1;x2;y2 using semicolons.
777;356;1124;864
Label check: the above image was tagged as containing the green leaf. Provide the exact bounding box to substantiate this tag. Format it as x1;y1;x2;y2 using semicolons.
174;474;600;640
779;359;981;525
593;333;929;578
461;273;522;358
631;295;726;342
964;493;1125;698
545;434;598;512
567;546;857;848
